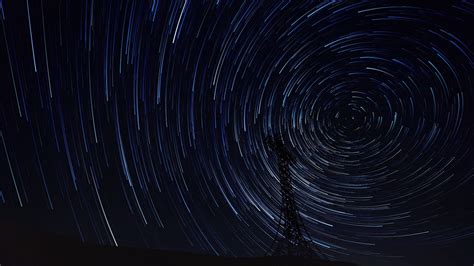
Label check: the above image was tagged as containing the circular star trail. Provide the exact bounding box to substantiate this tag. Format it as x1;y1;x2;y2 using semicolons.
1;0;474;262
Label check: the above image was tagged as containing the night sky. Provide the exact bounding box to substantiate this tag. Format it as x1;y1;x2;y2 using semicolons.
1;1;474;265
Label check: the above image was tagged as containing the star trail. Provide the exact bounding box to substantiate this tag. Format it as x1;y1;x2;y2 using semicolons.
1;0;474;264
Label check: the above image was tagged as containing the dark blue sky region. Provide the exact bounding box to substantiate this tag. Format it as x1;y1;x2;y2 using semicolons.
1;1;474;265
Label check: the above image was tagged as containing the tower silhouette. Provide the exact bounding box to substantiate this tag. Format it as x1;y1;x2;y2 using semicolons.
265;136;326;260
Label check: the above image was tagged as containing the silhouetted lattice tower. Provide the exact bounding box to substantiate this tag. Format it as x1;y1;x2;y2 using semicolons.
265;136;326;259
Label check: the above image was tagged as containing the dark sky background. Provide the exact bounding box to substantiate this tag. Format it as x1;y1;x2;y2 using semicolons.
1;0;474;265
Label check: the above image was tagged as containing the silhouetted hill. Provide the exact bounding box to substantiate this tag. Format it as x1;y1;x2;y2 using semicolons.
0;220;357;266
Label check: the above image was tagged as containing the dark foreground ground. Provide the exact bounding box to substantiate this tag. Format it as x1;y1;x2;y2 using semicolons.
0;220;356;266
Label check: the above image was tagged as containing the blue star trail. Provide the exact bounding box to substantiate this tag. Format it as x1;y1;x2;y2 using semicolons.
1;0;474;264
